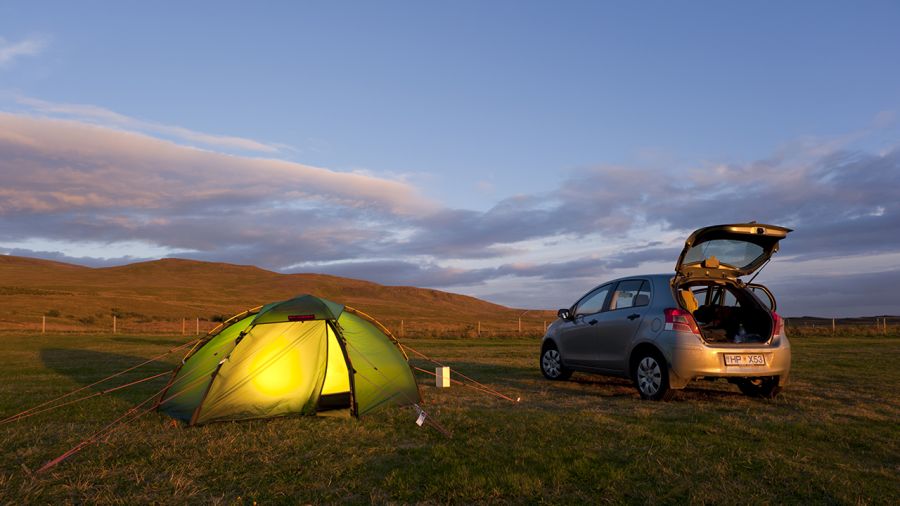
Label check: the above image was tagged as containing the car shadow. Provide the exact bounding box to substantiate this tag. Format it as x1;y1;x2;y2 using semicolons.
566;374;748;401
411;358;754;403
413;361;639;401
39;348;174;404
675;383;745;400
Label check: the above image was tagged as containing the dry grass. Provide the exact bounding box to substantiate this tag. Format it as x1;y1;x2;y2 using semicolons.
0;255;555;336
1;331;898;504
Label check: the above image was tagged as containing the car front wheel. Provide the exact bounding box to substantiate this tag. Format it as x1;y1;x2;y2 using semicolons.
633;351;673;401
540;344;571;380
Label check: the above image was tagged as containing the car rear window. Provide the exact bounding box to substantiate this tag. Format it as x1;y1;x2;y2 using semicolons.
682;239;766;270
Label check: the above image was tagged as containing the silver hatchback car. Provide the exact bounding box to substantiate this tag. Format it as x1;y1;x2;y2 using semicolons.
540;223;792;400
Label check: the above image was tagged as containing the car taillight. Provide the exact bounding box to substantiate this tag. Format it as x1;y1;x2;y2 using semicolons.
772;311;784;337
664;308;700;335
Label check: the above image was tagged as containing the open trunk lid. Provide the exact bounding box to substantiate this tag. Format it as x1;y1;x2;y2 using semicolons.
675;223;791;282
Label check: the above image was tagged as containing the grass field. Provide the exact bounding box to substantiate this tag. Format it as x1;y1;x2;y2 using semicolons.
1;332;898;504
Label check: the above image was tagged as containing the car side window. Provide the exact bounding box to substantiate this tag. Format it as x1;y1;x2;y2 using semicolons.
748;285;775;311
634;280;651;307
723;290;738;306
609;279;646;310
574;285;611;316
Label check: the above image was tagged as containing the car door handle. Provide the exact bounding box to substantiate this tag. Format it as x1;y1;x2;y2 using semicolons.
588;319;598;325
627;313;641;321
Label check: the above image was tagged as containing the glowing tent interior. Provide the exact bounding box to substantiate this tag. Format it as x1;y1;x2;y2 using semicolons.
156;295;420;424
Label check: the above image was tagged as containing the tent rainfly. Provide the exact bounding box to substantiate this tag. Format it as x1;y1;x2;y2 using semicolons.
156;295;420;424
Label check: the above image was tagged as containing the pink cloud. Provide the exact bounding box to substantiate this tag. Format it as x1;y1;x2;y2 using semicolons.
0;112;436;216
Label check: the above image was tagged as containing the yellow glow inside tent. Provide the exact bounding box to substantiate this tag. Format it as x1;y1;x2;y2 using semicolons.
321;328;350;395
158;296;421;425
251;335;304;397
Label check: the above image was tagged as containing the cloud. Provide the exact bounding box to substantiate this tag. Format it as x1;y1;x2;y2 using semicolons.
0;246;155;268
764;269;900;317
0;35;48;67
400;148;900;263
14;96;284;153
1;104;899;316
0;112;434;215
309;245;679;289
0;112;436;270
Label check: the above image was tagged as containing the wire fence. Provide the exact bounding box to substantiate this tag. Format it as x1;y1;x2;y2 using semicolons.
8;315;554;338
6;315;897;338
784;316;898;337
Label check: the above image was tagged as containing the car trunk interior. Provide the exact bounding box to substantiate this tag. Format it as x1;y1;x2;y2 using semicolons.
677;281;774;344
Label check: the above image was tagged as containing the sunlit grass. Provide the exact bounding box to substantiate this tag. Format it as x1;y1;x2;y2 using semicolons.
1;333;897;503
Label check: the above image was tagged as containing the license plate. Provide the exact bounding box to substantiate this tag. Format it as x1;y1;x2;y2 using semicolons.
724;354;765;366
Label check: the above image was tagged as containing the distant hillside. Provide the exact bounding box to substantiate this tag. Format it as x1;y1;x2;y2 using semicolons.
0;255;555;335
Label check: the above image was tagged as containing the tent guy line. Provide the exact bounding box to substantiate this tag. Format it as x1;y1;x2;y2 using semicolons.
0;337;203;425
401;343;521;403
1;371;171;425
9;294;524;472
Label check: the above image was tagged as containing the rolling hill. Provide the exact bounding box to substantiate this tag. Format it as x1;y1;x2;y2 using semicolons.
0;255;555;335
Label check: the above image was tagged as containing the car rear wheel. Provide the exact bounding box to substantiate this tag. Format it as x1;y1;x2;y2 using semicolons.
540;344;571;380
736;377;782;398
633;351;673;401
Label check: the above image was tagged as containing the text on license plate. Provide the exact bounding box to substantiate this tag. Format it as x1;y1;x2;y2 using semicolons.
724;354;765;366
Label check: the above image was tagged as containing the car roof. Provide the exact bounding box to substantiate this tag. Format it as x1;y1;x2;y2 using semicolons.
586;273;673;290
608;273;673;283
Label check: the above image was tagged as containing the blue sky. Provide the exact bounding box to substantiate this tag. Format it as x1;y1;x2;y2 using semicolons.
1;1;899;316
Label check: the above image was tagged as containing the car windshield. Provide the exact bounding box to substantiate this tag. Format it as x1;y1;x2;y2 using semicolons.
682;239;765;270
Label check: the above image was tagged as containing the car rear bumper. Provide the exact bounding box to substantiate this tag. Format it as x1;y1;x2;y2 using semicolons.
666;335;791;389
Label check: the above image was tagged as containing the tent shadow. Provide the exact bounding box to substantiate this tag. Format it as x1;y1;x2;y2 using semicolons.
111;336;187;346
39;348;174;404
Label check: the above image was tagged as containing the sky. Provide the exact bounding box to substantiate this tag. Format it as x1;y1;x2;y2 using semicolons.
1;1;899;317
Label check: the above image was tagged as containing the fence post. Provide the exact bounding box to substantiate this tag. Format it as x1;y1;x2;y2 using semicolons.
884;317;888;335
182;318;186;336
401;319;404;338
518;317;521;334
113;315;117;334
832;318;835;335
196;317;199;336
42;316;46;334
543;320;547;333
477;321;481;336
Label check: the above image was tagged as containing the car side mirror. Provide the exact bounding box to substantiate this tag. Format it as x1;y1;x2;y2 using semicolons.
557;308;572;320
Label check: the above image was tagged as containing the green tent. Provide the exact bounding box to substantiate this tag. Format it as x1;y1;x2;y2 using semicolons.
156;295;420;425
